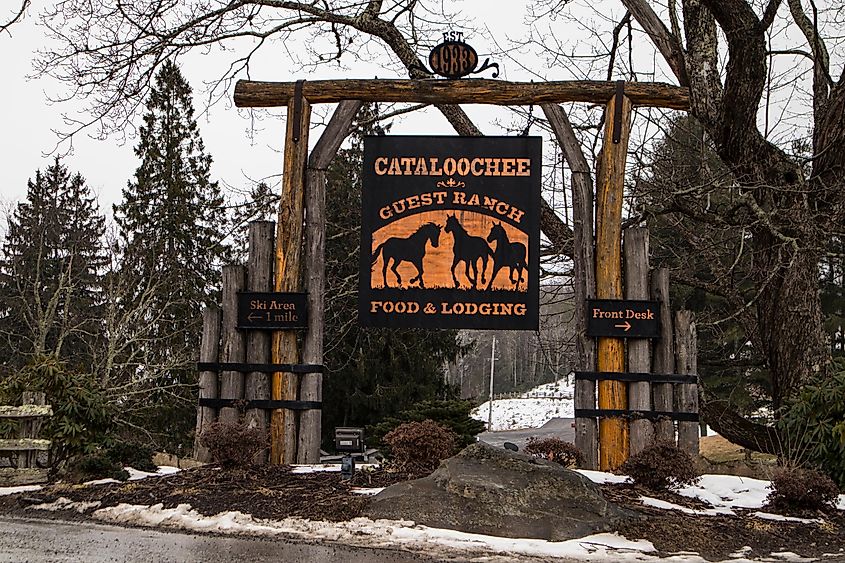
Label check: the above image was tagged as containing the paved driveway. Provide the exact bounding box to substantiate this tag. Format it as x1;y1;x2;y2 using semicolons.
478;417;575;451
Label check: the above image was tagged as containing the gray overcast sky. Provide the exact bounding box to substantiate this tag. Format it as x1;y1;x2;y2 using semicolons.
0;2;544;219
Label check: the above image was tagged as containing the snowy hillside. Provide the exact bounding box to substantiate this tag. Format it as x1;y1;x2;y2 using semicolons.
471;378;574;431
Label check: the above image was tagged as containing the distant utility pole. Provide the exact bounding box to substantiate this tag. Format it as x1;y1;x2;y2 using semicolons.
488;336;497;429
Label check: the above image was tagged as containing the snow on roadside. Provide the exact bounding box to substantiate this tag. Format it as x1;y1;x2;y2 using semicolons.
0;484;42;496
84;465;181;486
472;379;575;431
90;501;660;561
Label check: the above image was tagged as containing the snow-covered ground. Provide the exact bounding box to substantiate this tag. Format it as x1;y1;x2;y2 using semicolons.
0;465;181;497
471;378;574;431
19;466;845;562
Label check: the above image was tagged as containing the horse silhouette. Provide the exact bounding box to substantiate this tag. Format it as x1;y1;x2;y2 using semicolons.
444;214;493;289
487;222;527;288
371;222;441;288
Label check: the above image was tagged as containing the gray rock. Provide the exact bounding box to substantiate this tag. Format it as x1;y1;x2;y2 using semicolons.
364;442;637;541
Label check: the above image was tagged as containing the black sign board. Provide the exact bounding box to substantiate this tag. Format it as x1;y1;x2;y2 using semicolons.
237;292;308;330
359;136;541;330
586;299;660;339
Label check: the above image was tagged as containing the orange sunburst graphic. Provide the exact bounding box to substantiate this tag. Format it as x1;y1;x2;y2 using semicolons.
370;210;529;291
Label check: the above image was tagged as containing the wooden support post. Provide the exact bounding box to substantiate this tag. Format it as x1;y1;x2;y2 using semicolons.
595;83;632;470
194;306;221;462
624;227;653;455
651;268;675;443
675;310;700;455
298;100;362;464
18;392;45;469
219;265;247;425
271;88;311;465
541;103;597;469
246;221;275;462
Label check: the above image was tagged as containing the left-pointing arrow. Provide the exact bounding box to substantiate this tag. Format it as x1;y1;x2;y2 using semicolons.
247;313;261;322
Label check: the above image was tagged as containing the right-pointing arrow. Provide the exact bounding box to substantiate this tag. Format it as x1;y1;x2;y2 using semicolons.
614;320;631;332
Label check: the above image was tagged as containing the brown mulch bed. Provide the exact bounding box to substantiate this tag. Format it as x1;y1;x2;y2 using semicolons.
1;466;844;561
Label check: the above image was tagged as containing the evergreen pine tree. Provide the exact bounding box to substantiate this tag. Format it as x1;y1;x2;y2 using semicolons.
113;60;228;450
0;158;106;369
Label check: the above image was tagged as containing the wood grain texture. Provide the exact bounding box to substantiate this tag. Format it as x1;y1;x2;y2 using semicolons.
17;392;46;469
624;227;653;455
651;268;676;443
298;100;362;464
271;97;312;465
0;467;49;486
674;310;700;455
193;306;221;462
595;93;633;471
219;265;246;425
235;79;689;110
542;103;598;469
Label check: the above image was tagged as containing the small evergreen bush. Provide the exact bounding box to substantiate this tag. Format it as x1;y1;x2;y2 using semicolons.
621;441;699;490
368;399;485;453
199;422;268;467
382;419;457;477
105;440;157;473
766;467;840;511
65;453;130;483
524;437;583;467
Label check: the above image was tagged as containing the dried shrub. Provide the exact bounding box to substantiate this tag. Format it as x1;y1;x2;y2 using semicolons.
621;441;699;491
766;467;840;511
524;437;584;468
200;422;268;467
382;419;457;477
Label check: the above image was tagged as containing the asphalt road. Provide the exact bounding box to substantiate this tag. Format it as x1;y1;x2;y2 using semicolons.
478;417;575;451
0;516;447;563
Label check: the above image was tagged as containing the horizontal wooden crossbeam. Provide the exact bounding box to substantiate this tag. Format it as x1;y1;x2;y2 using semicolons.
197;362;324;374
234;79;690;110
199;398;321;411
0;405;53;418
575;409;699;422
575;371;697;384
0;467;49;486
0;438;51;452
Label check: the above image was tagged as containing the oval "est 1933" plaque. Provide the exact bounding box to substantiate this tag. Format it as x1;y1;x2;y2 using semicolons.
428;41;479;79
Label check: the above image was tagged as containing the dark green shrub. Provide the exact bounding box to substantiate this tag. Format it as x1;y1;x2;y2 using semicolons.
368;399;485;453
199;422;268;467
621;441;700;490
65;453;130;483
766;467;840;511
524;437;583;468
777;359;845;488
383;419;457;477
105;440;157;473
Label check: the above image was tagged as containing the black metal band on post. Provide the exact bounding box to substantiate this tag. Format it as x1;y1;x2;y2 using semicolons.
293;79;306;143
574;371;697;384
196;362;325;374
612;80;624;144
575;408;699;422
199;398;322;411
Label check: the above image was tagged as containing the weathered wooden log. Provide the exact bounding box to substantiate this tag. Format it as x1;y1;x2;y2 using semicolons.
298;99;363;464
0;467;49;486
650;268;676;443
542;103;597;469
0;439;51;451
235;79;689;110
595;91;633;471
18;392;45;469
219;265;247;425
0;405;52;418
675;310;700;455
193;306;221;462
271;96;312;465
624;228;653;455
245;220;275;462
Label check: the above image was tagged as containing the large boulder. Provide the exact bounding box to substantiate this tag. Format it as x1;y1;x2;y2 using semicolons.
365;442;637;540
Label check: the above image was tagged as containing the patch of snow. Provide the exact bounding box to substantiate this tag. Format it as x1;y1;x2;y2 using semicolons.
639;496;734;516
290;464;378;474
83;478;120;486
29;496;101;513
126;465;180;481
471;379;574;431
0;484;42;496
92;502;663;561
675;475;772;510
751;512;821;524
837;494;845;511
728;546;753;558
575;469;629;485
768;552;816;562
350;487;384;496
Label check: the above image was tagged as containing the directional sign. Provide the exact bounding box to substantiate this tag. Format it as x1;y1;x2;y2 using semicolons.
586;299;660;339
237;292;308;330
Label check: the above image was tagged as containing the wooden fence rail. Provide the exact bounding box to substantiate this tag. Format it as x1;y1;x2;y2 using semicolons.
0;392;52;486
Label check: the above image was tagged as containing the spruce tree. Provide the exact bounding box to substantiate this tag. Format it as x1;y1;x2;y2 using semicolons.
113;60;228;450
0;158;106;369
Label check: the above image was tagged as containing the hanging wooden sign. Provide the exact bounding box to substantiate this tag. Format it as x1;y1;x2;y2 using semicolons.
359;136;541;330
586;299;660;339
237;292;308;330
